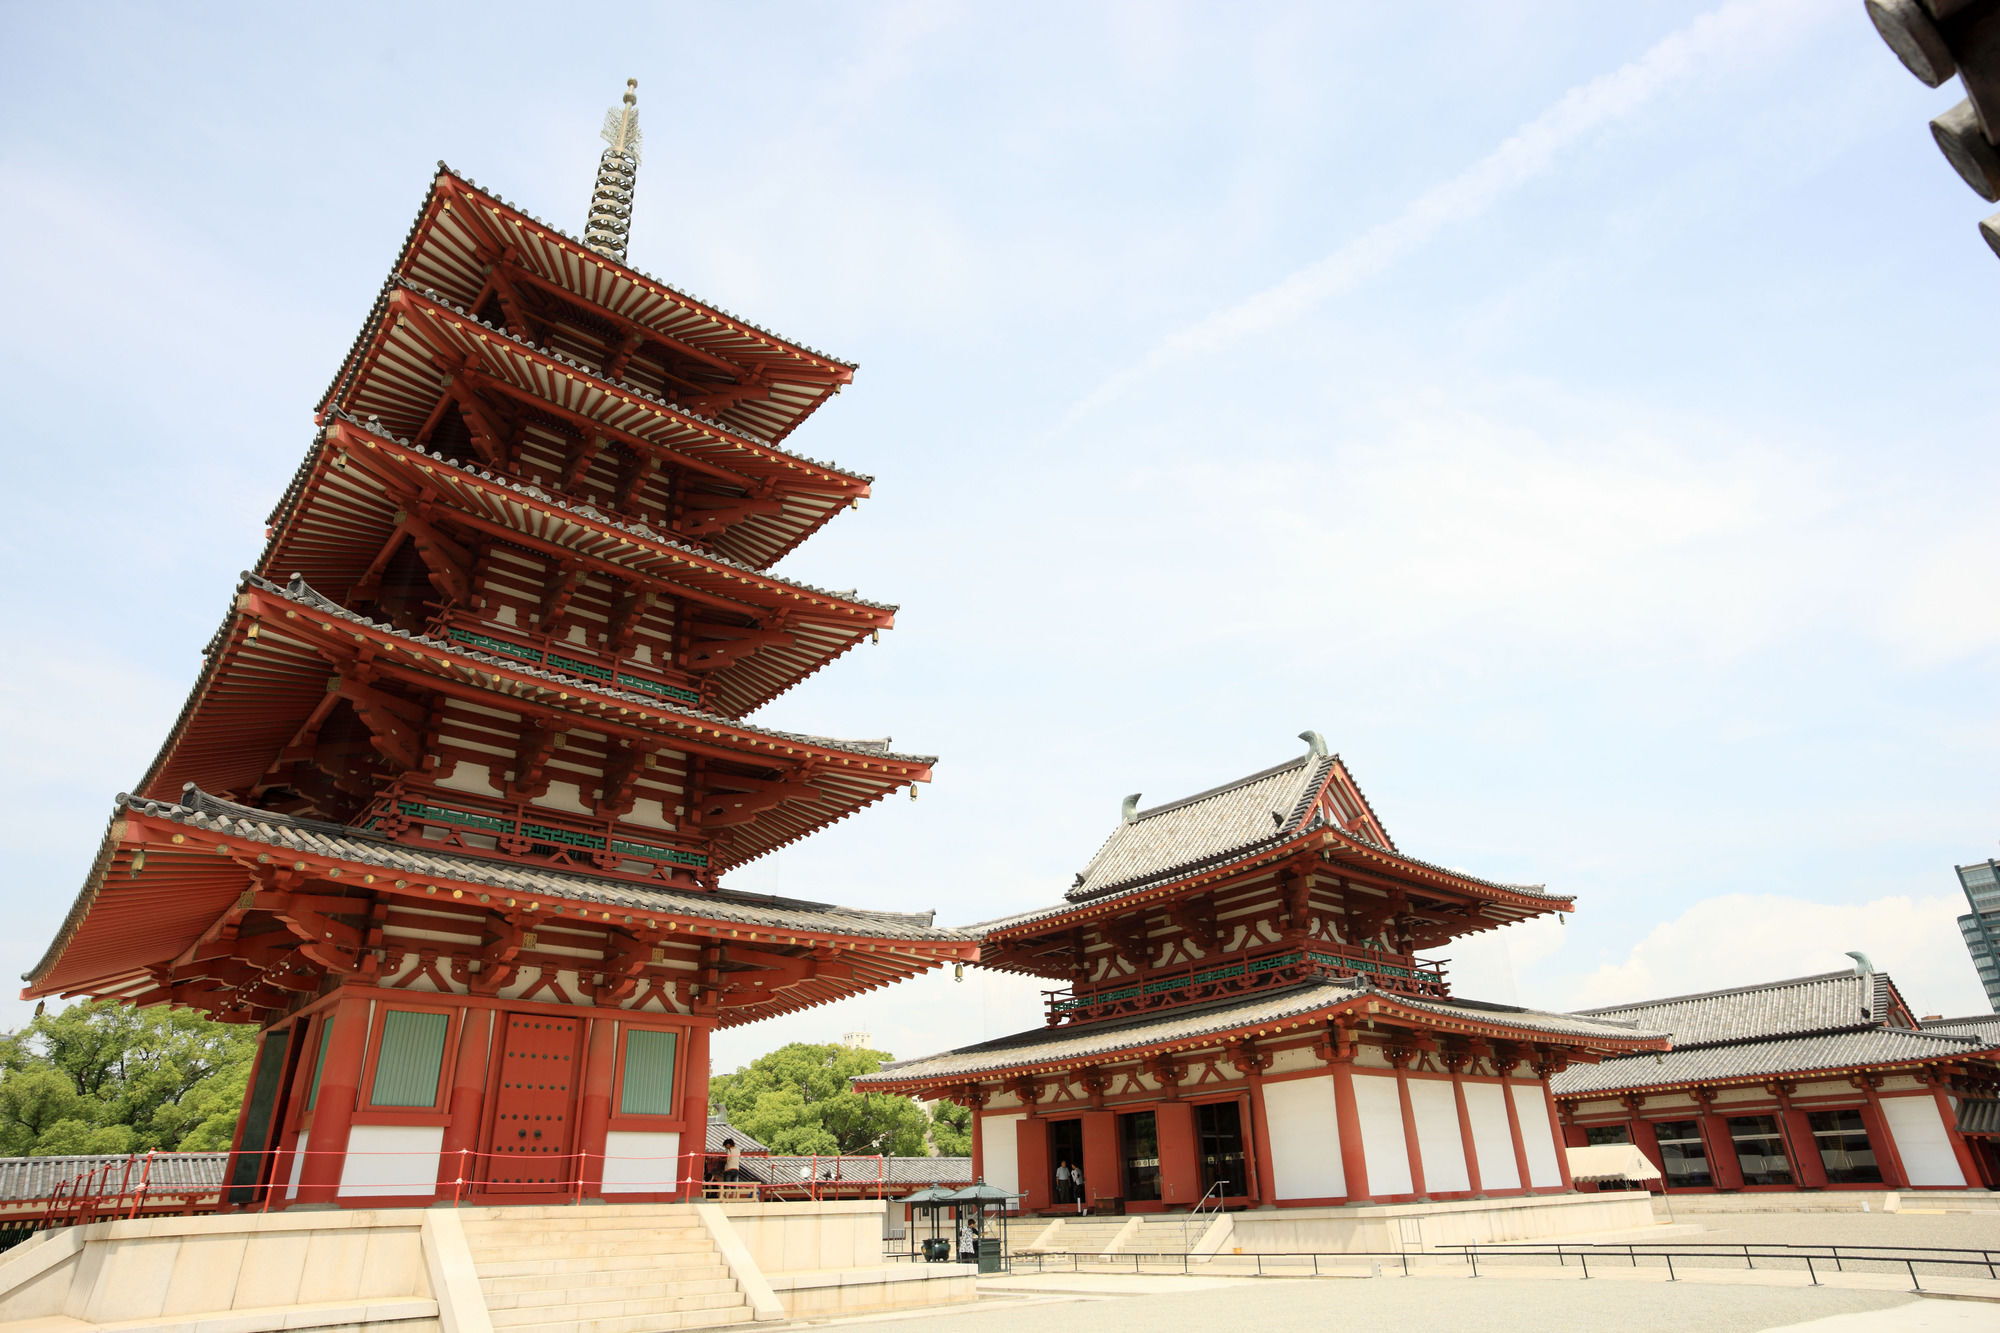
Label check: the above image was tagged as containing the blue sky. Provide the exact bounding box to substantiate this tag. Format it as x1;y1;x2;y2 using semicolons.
1;1;1994;1072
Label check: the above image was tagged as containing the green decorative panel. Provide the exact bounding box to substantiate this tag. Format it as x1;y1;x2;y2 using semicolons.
616;674;701;705
306;1018;335;1111
522;822;606;850
609;837;708;867
371;1011;450;1108
448;628;543;663
619;1029;679;1116
399;801;514;835
547;652;614;681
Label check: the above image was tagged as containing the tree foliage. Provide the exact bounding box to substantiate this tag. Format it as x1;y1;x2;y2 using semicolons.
0;1001;256;1156
708;1042;957;1158
928;1099;971;1156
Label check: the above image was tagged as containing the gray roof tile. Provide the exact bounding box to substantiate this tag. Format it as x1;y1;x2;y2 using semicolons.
1572;971;1889;1050
1551;1026;1995;1098
856;979;1662;1086
0;1154;226;1202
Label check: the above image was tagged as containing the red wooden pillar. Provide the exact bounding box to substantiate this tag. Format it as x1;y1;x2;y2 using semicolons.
1695;1095;1744;1191
970;1108;984;1182
1330;1061;1371;1203
435;1008;493;1195
576;1013;619;1197
1449;1064;1483;1197
1393;1063;1427;1199
1015;1117;1050;1213
1079;1110;1119;1209
1852;1080;1908;1188
1772;1086;1826;1189
1245;1078;1279;1207
1542;1082;1575;1192
1627;1111;1663;1176
295;989;372;1205
1155;1100;1198;1209
1500;1076;1532;1193
1927;1072;1982;1187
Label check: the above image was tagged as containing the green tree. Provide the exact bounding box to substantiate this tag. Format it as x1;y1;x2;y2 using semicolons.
928;1100;971;1157
0;1001;258;1155
709;1042;934;1157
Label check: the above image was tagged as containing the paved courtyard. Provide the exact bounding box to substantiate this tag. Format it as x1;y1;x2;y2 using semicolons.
796;1272;1989;1333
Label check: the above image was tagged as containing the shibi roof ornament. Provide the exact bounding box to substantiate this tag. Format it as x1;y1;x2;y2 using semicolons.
585;78;643;263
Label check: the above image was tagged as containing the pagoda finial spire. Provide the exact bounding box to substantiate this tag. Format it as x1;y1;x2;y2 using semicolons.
585;78;642;263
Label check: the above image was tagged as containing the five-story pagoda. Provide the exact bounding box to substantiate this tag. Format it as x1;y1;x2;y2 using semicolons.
23;82;976;1208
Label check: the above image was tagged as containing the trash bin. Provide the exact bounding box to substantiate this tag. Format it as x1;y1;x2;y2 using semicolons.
921;1237;952;1262
976;1237;1004;1274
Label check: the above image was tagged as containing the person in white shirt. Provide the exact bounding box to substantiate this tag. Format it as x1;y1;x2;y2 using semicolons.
1054;1160;1072;1205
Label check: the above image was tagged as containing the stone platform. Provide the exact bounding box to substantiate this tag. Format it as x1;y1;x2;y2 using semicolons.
0;1200;973;1333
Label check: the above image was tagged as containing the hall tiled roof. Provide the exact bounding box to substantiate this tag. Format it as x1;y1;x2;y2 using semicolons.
1922;1014;2000;1044
1570;971;1893;1049
855;979;1663;1087
0;1153;226;1203
1550;1026;1996;1098
1066;753;1337;902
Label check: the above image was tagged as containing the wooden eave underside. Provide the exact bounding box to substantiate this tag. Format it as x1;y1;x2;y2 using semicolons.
861;995;1665;1096
261;418;892;718
329;283;866;570
139;582;930;872
25;809;970;1028
979;832;1575;980
363;170;855;446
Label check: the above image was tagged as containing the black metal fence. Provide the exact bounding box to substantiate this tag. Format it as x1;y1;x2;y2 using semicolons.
1008;1241;2000;1291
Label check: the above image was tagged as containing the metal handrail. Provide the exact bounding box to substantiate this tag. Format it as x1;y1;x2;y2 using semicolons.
1181;1181;1227;1251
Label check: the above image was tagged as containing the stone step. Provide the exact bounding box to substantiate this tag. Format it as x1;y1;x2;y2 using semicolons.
489;1288;748;1328
480;1263;732;1295
470;1248;728;1280
482;1264;736;1296
459;1205;703;1224
494;1301;755;1333
466;1230;712;1252
468;1236;716;1262
464;1219;708;1238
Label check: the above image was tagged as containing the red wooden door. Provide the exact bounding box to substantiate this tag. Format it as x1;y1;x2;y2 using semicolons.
483;1013;582;1194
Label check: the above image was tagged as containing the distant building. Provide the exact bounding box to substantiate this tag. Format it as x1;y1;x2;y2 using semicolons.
1957;859;2000;1012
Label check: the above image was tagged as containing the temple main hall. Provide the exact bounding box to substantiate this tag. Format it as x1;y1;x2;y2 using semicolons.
22;83;976;1208
858;734;1671;1212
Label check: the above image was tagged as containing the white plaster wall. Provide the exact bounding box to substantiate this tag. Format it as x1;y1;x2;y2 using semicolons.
1510;1084;1562;1188
602;1129;681;1193
1410;1080;1469;1194
1463;1083;1520;1190
338;1125;443;1198
1880;1095;1966;1187
981;1113;1025;1195
1264;1076;1345;1200
285;1130;308;1199
1353;1074;1412;1197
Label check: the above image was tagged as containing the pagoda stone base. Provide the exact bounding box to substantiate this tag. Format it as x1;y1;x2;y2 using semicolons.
0;1200;971;1333
1221;1191;1657;1253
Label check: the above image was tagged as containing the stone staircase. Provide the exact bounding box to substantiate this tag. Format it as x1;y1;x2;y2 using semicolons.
1020;1212;1229;1258
1020;1217;1133;1255
460;1206;755;1333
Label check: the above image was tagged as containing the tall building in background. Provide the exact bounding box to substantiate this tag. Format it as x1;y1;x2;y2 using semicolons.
1958;858;2000;1011
22;82;975;1208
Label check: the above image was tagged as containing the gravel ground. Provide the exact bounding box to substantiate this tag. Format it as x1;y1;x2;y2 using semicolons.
797;1276;1929;1333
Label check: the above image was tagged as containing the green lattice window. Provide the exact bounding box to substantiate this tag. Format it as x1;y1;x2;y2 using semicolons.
619;1029;679;1116
370;1011;450;1108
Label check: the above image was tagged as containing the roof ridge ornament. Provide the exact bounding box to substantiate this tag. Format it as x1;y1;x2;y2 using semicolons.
1846;950;1876;977
585;79;642;264
1120;793;1142;824
1299;730;1328;758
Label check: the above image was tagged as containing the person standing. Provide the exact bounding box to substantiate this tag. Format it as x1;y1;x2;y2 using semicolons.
1054;1160;1072;1205
958;1210;980;1264
721;1137;743;1182
1071;1167;1085;1214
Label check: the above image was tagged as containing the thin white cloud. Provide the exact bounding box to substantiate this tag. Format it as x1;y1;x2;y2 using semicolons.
1062;0;1831;426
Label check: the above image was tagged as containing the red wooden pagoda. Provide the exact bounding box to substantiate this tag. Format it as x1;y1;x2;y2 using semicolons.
24;84;976;1208
859;735;1669;1212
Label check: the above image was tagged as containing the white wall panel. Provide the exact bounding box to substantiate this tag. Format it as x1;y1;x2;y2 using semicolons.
338;1124;444;1198
1353;1073;1412;1197
1410;1079;1469;1194
1881;1095;1966;1187
602;1130;681;1193
1464;1082;1520;1190
1264;1076;1345;1200
981;1113;1025;1195
1510;1083;1563;1188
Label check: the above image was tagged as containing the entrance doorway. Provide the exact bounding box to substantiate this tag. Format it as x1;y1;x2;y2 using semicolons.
1048;1118;1083;1205
1194;1101;1247;1198
1119;1111;1161;1203
482;1013;582;1195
